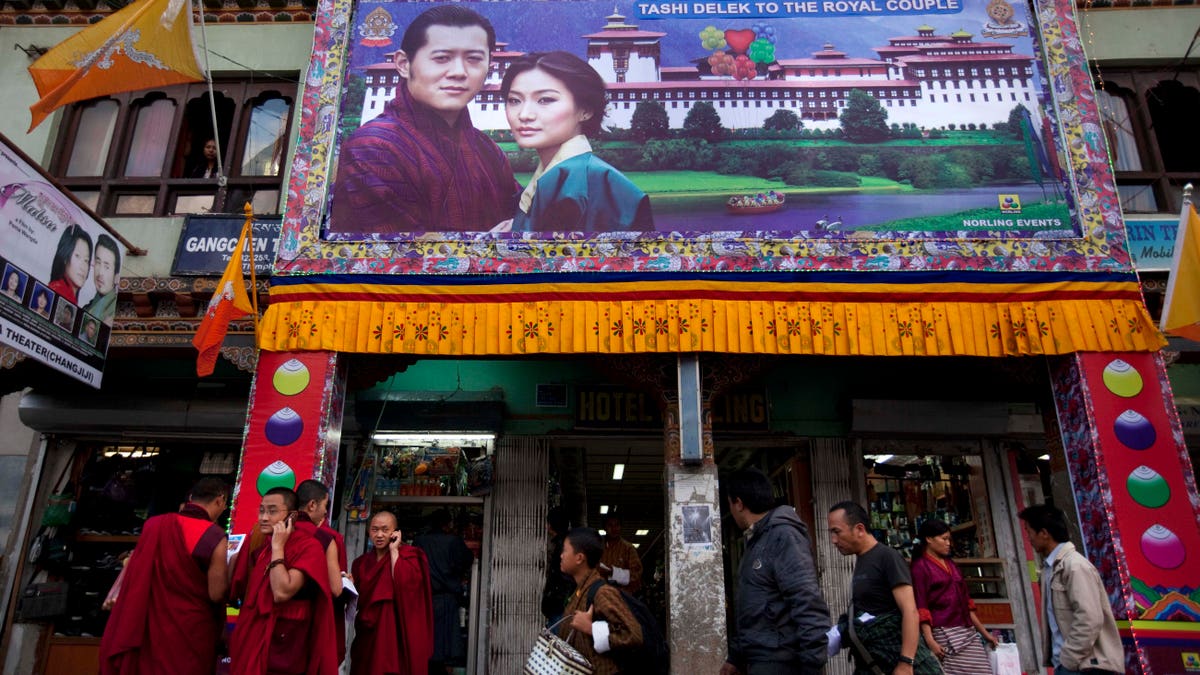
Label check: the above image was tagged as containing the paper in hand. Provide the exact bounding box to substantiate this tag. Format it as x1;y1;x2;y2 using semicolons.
612;566;630;586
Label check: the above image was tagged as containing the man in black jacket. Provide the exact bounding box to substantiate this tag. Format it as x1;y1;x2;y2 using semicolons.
721;469;831;675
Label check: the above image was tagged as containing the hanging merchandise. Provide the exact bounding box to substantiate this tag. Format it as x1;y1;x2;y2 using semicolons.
344;443;374;521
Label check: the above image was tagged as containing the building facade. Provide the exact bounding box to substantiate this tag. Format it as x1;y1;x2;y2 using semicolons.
0;0;1198;674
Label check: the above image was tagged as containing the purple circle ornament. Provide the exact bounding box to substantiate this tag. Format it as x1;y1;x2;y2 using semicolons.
1113;410;1155;450
265;407;304;446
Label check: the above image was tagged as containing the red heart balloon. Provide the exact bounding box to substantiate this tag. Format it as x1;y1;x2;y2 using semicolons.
724;29;756;54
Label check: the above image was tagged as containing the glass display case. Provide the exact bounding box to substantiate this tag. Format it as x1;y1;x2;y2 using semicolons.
370;433;494;501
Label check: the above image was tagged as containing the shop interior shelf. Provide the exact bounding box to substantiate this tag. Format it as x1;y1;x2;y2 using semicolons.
949;520;976;532
373;496;484;506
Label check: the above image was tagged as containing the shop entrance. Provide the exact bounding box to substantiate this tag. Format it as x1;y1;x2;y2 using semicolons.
551;438;666;620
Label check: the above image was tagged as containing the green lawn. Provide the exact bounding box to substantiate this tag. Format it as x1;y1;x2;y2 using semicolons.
861;200;1072;232
514;170;913;197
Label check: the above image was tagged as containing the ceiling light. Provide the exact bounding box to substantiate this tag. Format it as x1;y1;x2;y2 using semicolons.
632;543;640;548
598;529;607;536
600;505;609;514
635;529;649;536
1038;454;1050;461
865;454;894;464
612;463;625;480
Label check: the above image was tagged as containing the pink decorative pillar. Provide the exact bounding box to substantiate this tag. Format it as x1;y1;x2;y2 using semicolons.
229;350;346;540
1049;352;1200;674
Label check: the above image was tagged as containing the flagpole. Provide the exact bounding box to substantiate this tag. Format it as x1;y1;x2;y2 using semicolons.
1160;182;1194;332
194;0;227;208
244;201;259;336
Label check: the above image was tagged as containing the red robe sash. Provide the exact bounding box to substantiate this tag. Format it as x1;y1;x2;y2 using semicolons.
349;546;434;675
229;523;338;675
98;512;224;675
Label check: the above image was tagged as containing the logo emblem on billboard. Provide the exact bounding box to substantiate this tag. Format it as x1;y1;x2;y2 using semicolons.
999;194;1022;214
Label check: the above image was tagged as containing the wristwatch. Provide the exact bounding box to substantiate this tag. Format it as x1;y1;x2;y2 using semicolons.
897;655;915;665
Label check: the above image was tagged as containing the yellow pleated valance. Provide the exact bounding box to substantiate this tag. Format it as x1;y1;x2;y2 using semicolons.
258;297;1164;357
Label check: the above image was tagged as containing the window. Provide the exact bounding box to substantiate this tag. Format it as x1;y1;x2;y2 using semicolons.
1094;70;1200;214
52;79;296;217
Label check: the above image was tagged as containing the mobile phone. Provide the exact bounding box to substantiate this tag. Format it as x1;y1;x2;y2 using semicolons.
389;533;399;544
285;512;298;526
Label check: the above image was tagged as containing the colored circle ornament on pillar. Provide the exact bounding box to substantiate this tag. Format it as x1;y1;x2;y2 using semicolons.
1113;410;1156;450
1126;466;1171;508
272;358;311;396
265;407;305;446
1101;358;1143;398
257;460;297;495
1140;525;1186;569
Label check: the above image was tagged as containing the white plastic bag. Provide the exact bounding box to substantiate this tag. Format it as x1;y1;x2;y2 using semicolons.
988;642;1021;675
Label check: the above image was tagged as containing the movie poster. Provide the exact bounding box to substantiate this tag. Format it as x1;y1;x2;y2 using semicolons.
0;135;120;387
322;0;1072;240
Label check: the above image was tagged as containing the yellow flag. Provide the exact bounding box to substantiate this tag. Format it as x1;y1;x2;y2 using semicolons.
27;0;204;131
192;206;257;376
1161;202;1200;342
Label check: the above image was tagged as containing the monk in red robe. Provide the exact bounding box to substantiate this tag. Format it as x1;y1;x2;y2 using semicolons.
99;477;229;675
350;511;434;675
229;487;338;675
296;479;348;664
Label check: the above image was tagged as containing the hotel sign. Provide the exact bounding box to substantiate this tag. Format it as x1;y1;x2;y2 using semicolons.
576;385;769;431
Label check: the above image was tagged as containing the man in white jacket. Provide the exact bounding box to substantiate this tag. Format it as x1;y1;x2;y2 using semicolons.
1019;504;1124;675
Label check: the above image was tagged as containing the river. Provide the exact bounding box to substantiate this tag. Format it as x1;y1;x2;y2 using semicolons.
648;185;1073;235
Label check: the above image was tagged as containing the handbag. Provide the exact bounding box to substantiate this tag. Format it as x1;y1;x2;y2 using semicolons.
988;642;1021;675
524;616;593;675
844;600;886;675
40;462;76;527
19;581;70;621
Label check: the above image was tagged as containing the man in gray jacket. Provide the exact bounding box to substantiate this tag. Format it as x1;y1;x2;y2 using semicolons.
721;469;830;675
1019;503;1124;675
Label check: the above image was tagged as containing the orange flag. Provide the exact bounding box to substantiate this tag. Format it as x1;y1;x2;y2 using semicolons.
1161;201;1200;342
193;207;256;376
27;0;204;131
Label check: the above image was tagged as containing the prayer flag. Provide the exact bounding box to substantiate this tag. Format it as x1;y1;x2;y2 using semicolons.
193;208;255;376
27;0;204;131
1161;200;1200;342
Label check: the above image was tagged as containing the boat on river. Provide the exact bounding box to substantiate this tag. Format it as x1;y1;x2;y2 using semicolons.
726;191;785;215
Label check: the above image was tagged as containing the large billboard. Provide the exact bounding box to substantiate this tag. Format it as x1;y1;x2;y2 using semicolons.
0;135;120;387
321;0;1071;241
260;0;1153;358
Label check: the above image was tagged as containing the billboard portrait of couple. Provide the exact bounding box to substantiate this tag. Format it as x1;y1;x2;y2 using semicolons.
322;0;1066;242
327;5;653;237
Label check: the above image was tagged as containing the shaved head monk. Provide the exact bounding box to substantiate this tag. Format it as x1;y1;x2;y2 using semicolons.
296;479;348;664
349;511;434;675
99;477;230;675
229;486;338;675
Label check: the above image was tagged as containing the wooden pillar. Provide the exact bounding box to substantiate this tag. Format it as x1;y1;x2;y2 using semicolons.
1048;352;1200;674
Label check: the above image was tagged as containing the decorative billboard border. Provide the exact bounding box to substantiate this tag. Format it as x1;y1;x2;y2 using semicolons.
274;0;1127;276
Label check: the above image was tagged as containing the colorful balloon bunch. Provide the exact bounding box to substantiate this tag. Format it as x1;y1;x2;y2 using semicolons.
700;25;778;81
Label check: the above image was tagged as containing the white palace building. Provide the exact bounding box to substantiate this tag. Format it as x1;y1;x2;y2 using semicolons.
359;10;1039;132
